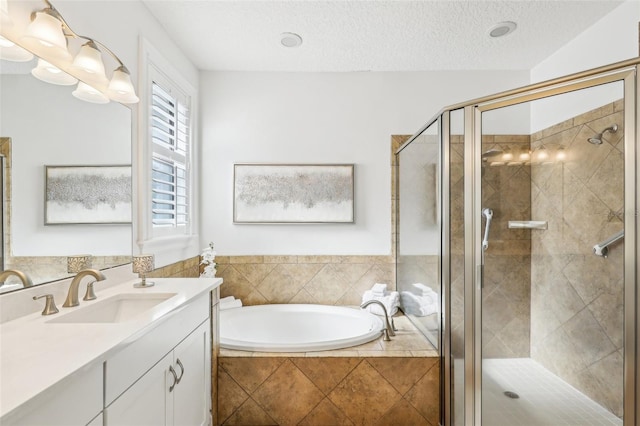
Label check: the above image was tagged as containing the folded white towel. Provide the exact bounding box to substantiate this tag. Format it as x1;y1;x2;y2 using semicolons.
412;283;436;296
362;290;399;316
371;283;388;297
400;291;438;316
220;299;242;310
220;295;236;304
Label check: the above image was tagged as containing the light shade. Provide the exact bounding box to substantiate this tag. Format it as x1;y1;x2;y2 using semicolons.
72;40;108;85
67;254;92;273
72;81;109;104
0;36;34;62
32;58;77;85
21;10;71;61
107;66;139;104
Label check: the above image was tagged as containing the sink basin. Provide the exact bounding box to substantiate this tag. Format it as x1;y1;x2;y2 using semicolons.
47;293;177;324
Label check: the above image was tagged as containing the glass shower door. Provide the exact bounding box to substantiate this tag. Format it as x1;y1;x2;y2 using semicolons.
478;79;628;425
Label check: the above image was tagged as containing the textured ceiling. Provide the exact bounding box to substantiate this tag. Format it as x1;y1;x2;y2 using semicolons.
142;0;623;72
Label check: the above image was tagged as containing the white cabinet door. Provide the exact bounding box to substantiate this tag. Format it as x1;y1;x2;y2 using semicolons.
172;321;211;426
106;353;173;426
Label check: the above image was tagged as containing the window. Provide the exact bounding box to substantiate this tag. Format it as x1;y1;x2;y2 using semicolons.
150;80;190;228
138;38;199;265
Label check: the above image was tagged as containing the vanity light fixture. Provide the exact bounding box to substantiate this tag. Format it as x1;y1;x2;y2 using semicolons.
1;0;139;104
132;254;155;288
71;40;108;85
21;9;71;61
531;143;567;164
32;58;77;85
535;145;549;161
72;81;109;104
0;35;33;61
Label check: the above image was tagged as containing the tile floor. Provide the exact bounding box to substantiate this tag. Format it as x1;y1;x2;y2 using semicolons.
481;358;622;426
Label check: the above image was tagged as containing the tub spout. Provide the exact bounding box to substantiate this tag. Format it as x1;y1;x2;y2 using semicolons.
360;299;396;340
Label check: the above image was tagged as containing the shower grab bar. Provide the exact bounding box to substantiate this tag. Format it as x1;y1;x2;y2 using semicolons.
482;208;493;251
593;230;624;258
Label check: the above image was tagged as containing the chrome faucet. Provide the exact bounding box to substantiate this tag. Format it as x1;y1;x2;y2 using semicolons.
0;269;33;288
360;299;396;341
63;269;106;307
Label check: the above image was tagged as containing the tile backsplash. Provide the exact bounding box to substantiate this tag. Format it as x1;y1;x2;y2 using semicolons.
215;255;394;306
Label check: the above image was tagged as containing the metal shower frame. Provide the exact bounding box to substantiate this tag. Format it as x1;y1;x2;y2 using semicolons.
396;57;640;426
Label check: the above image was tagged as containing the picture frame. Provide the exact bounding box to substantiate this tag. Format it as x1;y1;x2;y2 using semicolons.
44;165;132;225
233;163;355;224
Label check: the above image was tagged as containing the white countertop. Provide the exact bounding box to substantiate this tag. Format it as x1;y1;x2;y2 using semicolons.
0;277;222;420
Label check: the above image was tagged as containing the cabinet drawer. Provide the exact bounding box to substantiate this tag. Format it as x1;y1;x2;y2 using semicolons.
105;294;209;405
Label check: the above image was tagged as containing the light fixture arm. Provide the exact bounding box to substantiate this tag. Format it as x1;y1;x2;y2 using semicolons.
32;0;126;68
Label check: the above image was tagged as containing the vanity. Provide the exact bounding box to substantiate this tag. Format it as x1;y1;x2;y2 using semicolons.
0;277;222;425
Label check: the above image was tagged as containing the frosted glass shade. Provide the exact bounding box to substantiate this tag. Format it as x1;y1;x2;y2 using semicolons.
72;81;109;104
21;11;71;61
72;40;107;82
107;66;139;104
0;36;33;62
31;58;77;85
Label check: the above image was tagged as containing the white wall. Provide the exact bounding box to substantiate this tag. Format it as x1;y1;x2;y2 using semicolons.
200;70;529;255
530;0;639;132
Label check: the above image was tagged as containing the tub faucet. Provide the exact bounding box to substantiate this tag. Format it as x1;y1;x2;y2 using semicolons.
63;269;106;307
360;299;396;341
0;269;33;288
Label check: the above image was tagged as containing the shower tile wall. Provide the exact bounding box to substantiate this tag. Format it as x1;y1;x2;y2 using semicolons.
530;100;624;417
216;255;395;306
481;135;532;358
449;135;532;358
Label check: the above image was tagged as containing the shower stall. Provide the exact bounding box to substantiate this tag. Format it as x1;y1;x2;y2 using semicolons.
396;58;640;425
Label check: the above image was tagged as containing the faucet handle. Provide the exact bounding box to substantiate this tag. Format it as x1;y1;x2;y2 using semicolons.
83;281;97;301
33;294;59;316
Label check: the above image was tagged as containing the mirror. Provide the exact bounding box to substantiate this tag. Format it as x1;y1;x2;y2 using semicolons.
0;59;132;291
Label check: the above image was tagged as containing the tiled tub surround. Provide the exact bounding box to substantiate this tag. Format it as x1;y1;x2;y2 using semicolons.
218;315;439;426
215;256;394;307
530;100;624;417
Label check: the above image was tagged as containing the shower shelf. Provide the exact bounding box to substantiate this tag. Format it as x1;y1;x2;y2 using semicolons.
508;221;548;230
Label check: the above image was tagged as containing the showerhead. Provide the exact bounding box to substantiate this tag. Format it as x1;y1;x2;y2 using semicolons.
482;149;503;159
588;123;618;145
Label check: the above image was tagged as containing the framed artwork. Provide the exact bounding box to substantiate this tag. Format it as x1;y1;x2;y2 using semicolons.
45;165;132;225
233;164;355;223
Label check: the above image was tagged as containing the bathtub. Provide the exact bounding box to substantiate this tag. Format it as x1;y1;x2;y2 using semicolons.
220;304;384;352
